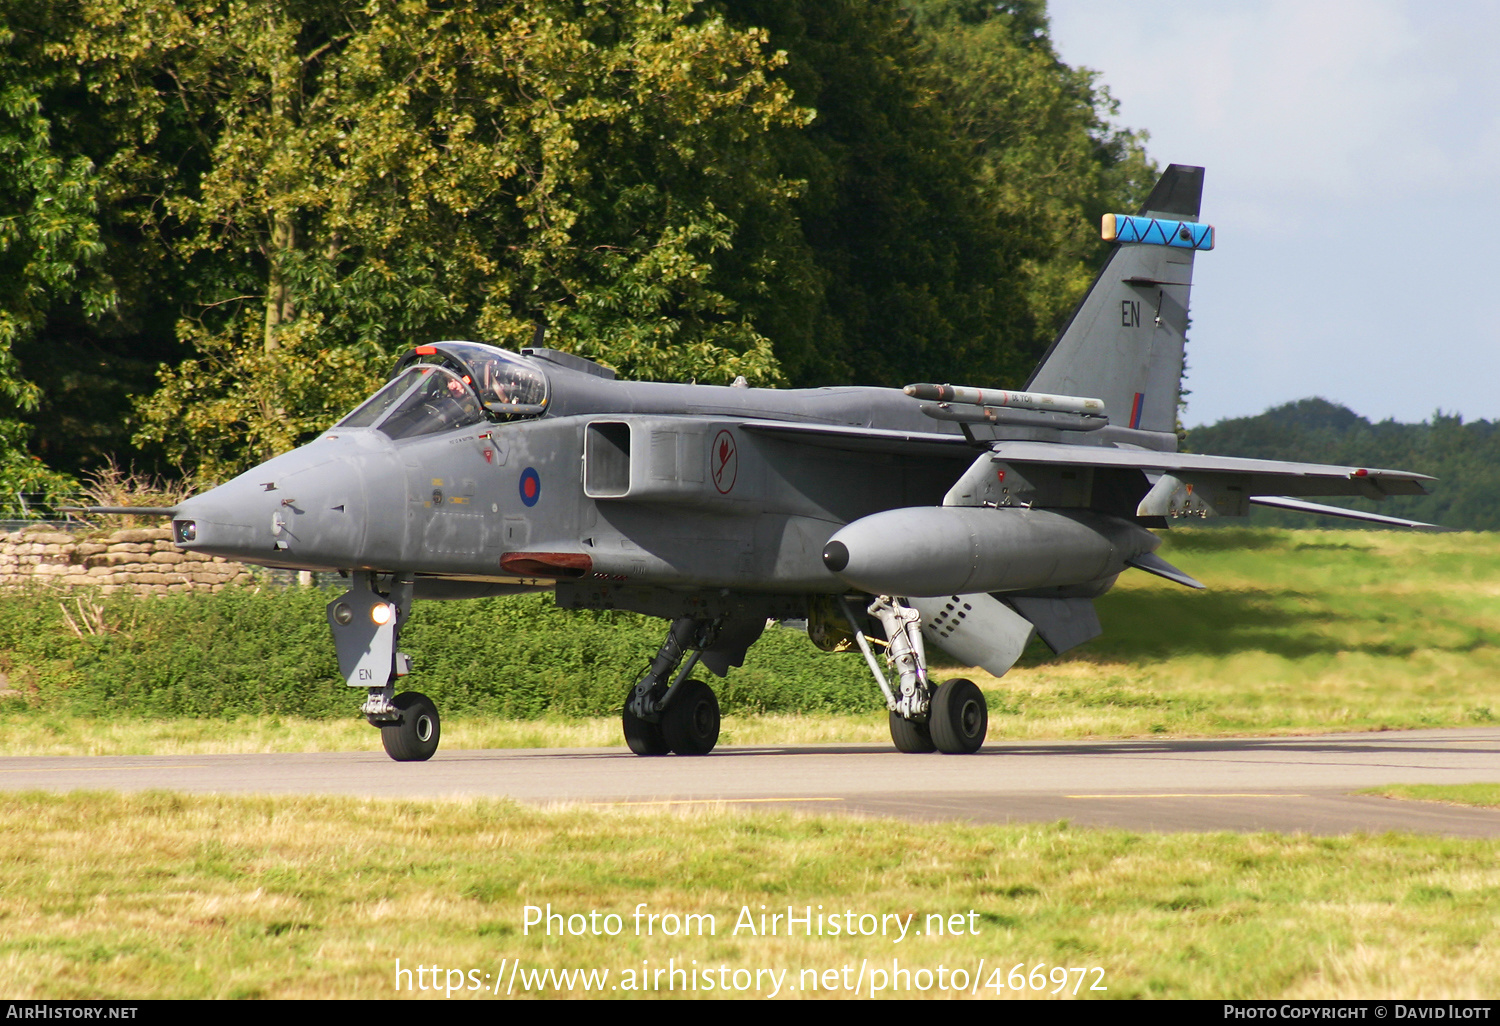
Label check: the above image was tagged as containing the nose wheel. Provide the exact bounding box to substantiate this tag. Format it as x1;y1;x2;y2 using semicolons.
381;691;441;762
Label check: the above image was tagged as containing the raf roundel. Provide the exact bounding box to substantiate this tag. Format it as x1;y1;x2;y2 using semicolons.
519;467;541;507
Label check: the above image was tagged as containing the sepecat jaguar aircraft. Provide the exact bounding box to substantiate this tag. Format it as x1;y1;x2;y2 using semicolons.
155;164;1440;761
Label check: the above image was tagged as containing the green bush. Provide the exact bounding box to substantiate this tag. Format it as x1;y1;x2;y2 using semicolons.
0;587;878;718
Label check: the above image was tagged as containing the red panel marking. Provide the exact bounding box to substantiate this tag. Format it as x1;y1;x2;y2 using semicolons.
499;552;593;578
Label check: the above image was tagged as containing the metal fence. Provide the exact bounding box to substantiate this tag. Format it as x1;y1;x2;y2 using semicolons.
0;492;93;530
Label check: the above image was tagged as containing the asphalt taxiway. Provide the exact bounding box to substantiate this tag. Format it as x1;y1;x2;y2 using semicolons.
4;727;1499;836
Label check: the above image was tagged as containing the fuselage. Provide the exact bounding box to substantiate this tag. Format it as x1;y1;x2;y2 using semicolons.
172;343;1164;610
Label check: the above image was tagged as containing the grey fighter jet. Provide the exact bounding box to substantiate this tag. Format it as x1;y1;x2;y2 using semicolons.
163;165;1439;761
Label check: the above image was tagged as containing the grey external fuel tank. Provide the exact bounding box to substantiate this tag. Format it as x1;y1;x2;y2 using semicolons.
821;506;1160;598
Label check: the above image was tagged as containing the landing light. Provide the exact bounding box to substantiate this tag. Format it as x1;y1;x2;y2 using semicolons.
174;521;197;544
371;603;395;626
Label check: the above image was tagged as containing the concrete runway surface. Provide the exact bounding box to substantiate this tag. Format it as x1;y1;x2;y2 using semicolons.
4;727;1499;836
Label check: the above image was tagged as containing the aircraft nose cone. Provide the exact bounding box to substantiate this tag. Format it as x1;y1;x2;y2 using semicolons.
171;436;383;570
173;478;277;560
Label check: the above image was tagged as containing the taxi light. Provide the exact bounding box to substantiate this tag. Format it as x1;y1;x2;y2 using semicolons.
371;603;395;626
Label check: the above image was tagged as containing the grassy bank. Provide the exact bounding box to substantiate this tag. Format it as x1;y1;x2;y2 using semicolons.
3;791;1497;1000
3;528;1496;751
1363;784;1500;809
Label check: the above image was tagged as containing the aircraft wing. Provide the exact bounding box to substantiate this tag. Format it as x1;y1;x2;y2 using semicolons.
738;422;1441;526
984;440;1433;499
739;425;1432;498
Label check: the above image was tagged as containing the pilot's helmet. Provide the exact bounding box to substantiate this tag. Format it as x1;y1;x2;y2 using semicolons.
481;361;512;403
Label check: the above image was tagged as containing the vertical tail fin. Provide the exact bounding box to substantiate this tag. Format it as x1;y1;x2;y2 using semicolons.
1026;164;1206;447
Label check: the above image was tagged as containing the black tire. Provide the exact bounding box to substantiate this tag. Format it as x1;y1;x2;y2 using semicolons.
623;697;671;756
888;710;937;753
660;679;720;756
929;678;988;754
381;691;441;762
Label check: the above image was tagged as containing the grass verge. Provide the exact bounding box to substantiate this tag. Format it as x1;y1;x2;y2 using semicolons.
1361;785;1500;809
4;792;1499;1000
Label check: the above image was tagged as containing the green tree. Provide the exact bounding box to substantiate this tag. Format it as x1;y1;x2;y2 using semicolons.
0;4;123;499
908;0;1157;359
54;0;807;480
712;0;1155;388
8;0;1163;487
713;0;1025;387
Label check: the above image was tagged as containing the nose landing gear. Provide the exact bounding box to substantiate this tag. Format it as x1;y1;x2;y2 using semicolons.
329;571;443;762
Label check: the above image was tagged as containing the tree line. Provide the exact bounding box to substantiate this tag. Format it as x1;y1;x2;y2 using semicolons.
0;0;1153;491
1187;398;1499;532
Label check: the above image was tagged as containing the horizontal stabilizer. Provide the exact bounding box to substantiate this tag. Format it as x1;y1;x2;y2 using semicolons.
1127;551;1206;589
1249;495;1452;532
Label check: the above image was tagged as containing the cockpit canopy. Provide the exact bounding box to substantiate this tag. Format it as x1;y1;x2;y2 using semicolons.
334;342;549;440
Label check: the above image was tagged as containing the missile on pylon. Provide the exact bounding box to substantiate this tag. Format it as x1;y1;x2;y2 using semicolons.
904;383;1107;419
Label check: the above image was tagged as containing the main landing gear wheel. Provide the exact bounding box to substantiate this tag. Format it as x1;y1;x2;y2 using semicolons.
623;696;671;756
928;678;987;754
888;711;936;754
381;691;441;762
661;679;720;756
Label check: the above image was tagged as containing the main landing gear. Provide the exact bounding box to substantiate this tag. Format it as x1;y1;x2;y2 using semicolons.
327;571;443;762
841;596;988;755
622;617;722;756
